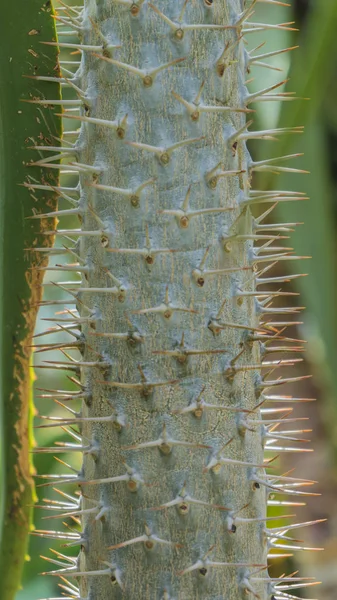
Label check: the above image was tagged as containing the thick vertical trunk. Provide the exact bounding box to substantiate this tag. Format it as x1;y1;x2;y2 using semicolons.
78;2;266;598
32;2;318;600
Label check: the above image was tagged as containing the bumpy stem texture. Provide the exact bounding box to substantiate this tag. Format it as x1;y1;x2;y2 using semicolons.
31;1;318;600
79;1;264;598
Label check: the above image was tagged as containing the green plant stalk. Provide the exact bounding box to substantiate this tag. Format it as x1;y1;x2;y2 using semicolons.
30;1;321;599
0;2;61;598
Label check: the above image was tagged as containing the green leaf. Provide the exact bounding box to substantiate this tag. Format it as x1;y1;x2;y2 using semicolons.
0;2;61;598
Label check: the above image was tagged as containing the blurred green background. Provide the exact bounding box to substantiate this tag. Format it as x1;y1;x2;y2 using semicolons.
14;0;337;598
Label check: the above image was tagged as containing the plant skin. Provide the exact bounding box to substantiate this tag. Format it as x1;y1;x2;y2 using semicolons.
29;1;323;600
0;2;61;599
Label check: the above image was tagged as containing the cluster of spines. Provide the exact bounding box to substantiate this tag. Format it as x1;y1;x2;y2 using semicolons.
26;1;324;599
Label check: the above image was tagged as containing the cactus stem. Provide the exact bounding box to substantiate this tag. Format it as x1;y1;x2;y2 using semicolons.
23;1;321;597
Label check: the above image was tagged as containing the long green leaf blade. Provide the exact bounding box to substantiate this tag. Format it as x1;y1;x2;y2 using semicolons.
0;2;61;598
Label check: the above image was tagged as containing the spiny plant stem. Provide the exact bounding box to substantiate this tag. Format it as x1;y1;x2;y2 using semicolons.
29;1;322;599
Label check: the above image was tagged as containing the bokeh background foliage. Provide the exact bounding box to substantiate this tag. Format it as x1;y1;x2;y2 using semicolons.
1;0;337;599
